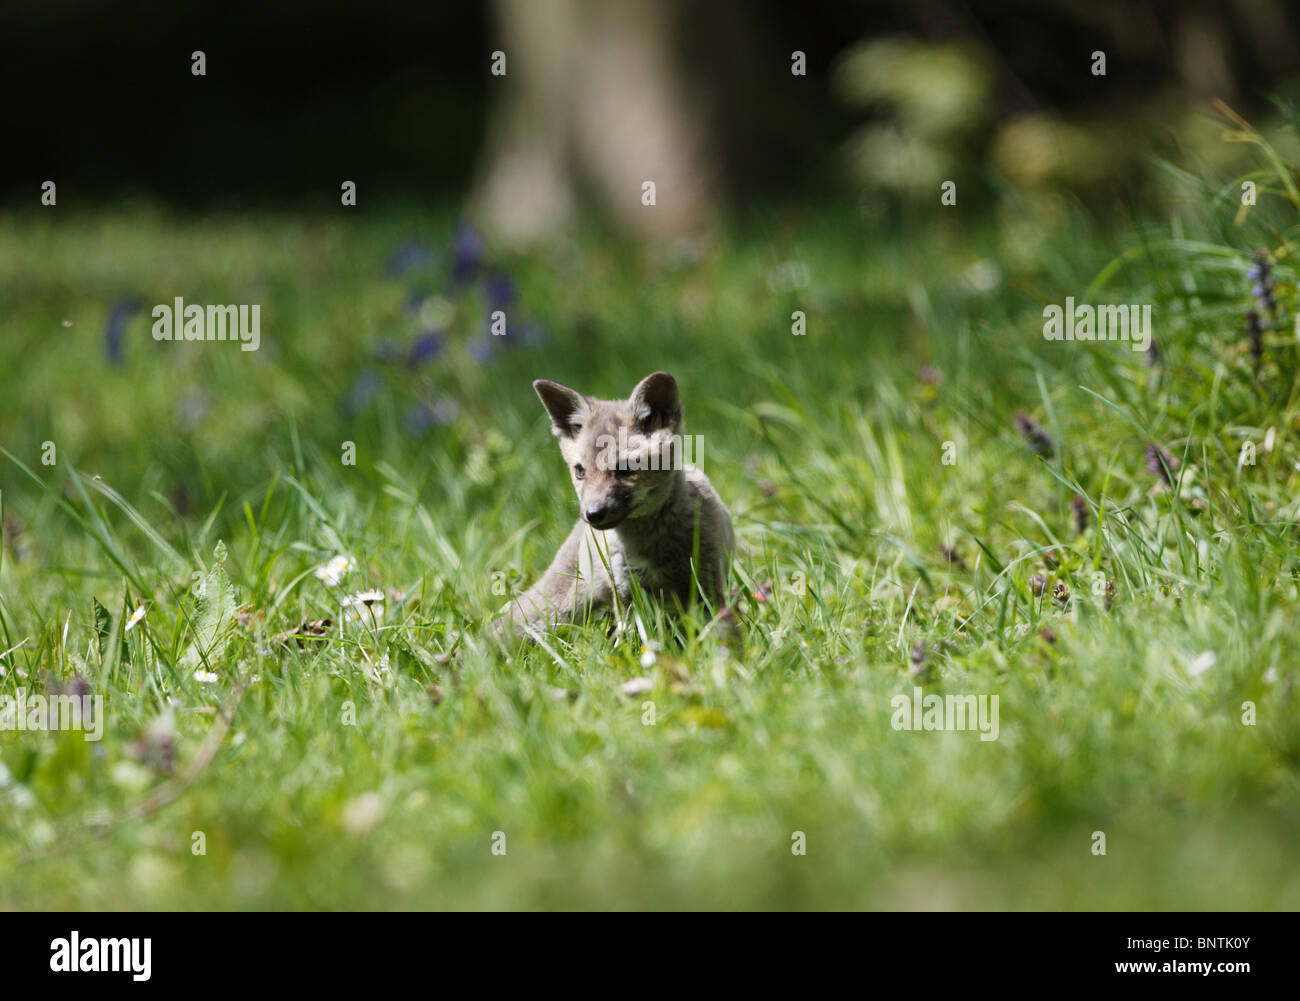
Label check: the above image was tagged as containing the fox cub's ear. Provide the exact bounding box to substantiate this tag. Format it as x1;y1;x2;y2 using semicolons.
629;371;682;432
534;379;589;438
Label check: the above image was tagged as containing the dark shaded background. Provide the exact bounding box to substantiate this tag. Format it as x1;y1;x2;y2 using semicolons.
3;0;1297;209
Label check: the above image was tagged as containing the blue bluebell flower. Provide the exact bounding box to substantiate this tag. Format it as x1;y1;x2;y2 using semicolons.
491;319;548;352
403;398;460;435
452;223;485;284
344;369;382;416
386;240;436;278
1249;252;1276;317
403;404;437;436
470;334;496;364
104;297;142;365
485;273;516;310
407;331;445;367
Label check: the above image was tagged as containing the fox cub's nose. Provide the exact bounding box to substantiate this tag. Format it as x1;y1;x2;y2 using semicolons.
583;503;616;527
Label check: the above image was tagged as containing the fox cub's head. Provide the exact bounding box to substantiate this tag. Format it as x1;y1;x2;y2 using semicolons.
533;370;686;530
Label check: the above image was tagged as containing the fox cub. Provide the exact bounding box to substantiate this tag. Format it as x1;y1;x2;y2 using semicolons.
499;371;734;638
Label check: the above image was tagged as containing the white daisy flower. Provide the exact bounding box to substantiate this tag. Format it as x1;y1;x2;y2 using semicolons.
314;555;356;586
1187;651;1216;678
193;669;219;683
125;605;147;631
341;589;385;608
341;791;385;835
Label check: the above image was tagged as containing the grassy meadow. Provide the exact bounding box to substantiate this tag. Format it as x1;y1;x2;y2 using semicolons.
2;115;1300;909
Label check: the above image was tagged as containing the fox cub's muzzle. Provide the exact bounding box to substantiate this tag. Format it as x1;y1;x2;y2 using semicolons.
582;500;627;530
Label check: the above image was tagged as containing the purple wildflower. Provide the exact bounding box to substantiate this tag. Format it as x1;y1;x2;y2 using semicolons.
344;369;382;416
386;240;436;278
129;720;176;775
939;544;965;570
1015;412;1055;458
909;640;931;680
403;404;437;436
1246;310;1263;371
1248;252;1276;318
407;331;445;368
1144;443;1178;486
451;223;485;284
490;315;545;351
403;398;459;435
485;273;516;310
470;334;496;364
104;297;142;365
1070;493;1088;535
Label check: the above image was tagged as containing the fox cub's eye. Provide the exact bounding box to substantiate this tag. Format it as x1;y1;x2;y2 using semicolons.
573;464;585;479
614;467;634;479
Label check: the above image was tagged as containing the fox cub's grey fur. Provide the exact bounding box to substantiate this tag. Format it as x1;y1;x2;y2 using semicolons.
499;371;733;638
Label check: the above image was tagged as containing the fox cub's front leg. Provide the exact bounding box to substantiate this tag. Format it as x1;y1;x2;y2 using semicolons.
499;522;628;638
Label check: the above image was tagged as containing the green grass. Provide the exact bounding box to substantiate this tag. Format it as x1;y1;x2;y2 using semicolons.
2;120;1300;909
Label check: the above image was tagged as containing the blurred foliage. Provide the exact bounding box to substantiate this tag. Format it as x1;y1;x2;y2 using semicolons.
833;37;994;197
